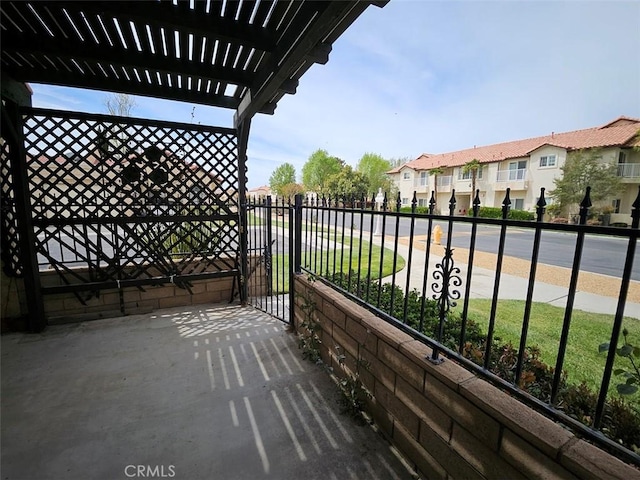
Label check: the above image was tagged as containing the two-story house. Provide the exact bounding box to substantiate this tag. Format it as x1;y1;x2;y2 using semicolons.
388;117;640;222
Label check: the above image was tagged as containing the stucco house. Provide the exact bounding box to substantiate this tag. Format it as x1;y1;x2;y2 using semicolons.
247;185;273;199
388;116;640;222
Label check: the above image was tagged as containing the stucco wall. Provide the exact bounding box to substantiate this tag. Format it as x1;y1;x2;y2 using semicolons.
293;275;637;480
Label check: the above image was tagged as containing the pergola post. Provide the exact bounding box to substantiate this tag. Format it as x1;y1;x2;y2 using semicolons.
236;118;251;305
1;88;46;332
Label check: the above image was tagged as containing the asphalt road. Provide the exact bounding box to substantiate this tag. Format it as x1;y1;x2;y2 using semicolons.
307;211;640;281
36;212;640;281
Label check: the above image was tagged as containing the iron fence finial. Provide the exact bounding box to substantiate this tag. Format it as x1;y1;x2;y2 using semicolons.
579;186;592;225
502;188;511;219
448;190;456;216
536;187;547;222
472;189;481;217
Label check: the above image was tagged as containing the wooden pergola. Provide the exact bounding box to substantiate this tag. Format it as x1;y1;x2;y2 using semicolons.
0;0;386;331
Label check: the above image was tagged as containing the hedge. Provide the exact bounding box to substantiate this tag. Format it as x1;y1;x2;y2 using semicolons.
467;206;535;220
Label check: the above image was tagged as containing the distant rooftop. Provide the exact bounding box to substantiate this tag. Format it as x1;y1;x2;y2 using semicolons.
392;116;640;173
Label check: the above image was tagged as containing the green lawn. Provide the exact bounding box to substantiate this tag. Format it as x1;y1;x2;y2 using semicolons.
460;299;640;401
269;236;405;294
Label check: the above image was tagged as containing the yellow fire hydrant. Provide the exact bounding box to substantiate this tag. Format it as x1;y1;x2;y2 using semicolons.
432;225;443;245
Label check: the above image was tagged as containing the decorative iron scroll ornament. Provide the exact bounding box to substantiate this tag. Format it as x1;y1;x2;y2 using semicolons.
432;248;462;316
431;245;462;363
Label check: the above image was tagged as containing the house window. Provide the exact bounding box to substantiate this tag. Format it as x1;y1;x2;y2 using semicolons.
619;151;627;164
418;198;428;207
612;199;621;214
403;172;411;180
402;197;409;205
420;171;428;186
513;198;524;210
458;166;483;180
539;155;556;167
508;161;527;180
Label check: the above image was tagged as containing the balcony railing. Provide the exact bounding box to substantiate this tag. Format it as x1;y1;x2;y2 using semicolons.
496;168;526;182
617;163;640;178
413;178;430;191
436;175;452;187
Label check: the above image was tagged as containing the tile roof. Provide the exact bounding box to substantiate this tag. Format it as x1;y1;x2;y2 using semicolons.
399;116;640;172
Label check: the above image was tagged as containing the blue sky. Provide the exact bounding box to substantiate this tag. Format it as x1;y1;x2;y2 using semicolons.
31;1;640;189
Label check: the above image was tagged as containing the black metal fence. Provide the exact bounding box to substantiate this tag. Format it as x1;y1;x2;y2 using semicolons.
245;196;295;324
288;187;640;465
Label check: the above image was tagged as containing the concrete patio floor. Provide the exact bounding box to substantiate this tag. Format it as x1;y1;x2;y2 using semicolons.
1;304;417;480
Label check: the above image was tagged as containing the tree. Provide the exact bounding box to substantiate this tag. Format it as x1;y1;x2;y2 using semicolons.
99;93;137;160
104;92;137;117
301;149;344;194
269;163;297;197
549;149;622;216
280;183;305;199
356;153;392;196
325;165;369;202
389;156;411;168
429;166;446;211
462;159;482;209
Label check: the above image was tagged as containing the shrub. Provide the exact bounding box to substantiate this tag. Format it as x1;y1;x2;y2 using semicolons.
398;206;431;214
546;203;562;217
468;207;534;220
509;209;535;221
561;382;640;453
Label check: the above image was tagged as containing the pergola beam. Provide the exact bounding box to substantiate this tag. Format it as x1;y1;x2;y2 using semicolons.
234;1;370;126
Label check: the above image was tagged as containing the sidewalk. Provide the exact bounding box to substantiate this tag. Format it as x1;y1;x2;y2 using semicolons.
377;234;640;320
263;212;640;319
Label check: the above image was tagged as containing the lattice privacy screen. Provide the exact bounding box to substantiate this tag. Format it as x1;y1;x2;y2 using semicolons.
1;140;22;277
5;108;240;291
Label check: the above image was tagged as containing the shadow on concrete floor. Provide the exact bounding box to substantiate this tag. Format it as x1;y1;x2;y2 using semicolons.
1;303;417;480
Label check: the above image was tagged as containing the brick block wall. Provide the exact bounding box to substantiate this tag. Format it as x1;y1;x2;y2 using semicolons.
2;256;270;329
42;274;235;324
293;275;637;480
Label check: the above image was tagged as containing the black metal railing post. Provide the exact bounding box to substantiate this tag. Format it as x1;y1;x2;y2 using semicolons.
430;190;461;363
594;186;640;428
402;192;418;322
551;187;591;404
515;188;546;385
265;195;273;296
483;188;511;370
293;193;303;274
375;192;389;308
418;190;437;333
365;194;376;304
389;191;402;316
459;189;481;352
